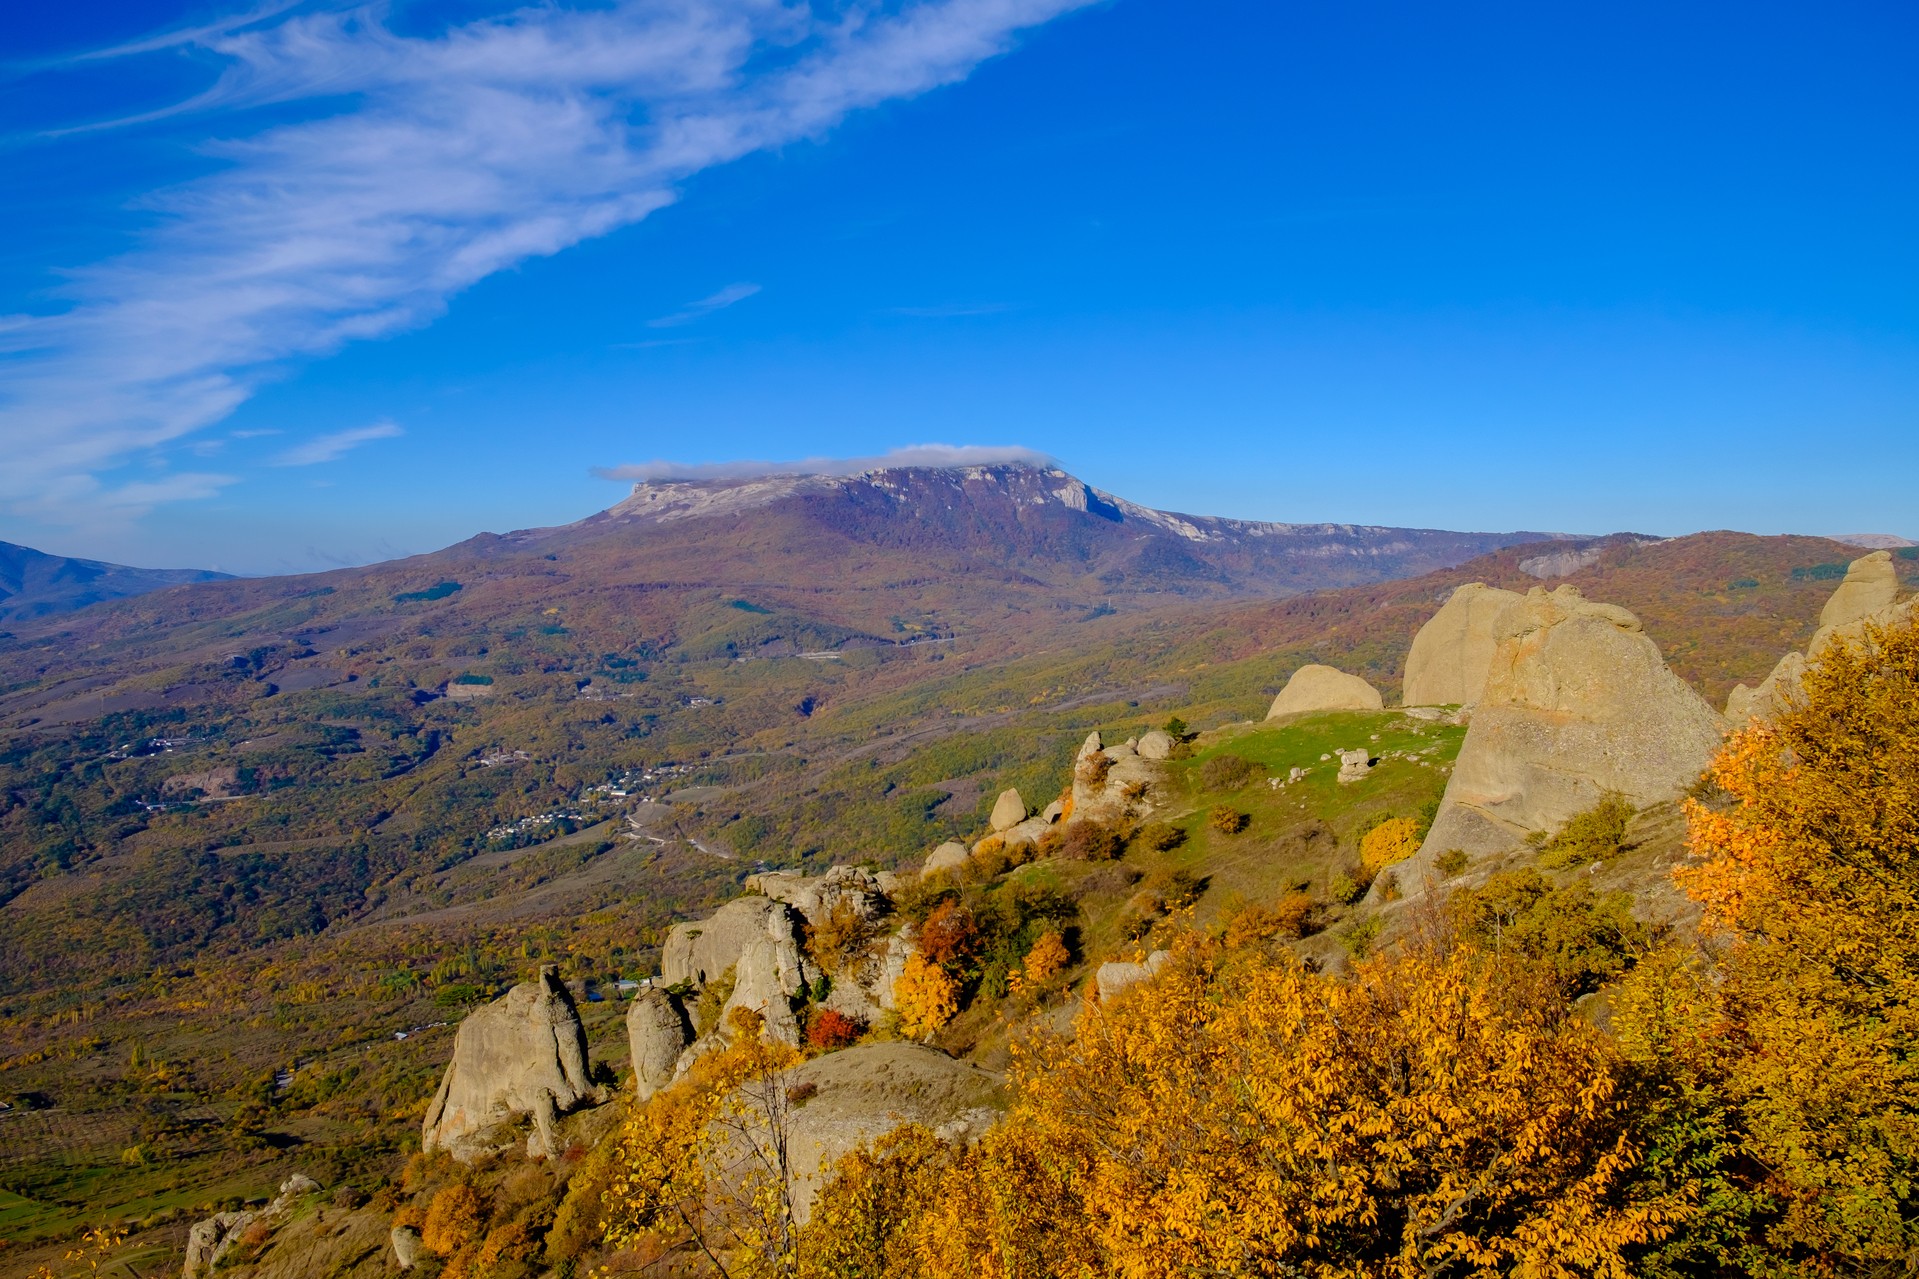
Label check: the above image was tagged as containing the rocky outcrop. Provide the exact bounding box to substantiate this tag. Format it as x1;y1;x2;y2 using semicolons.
421;968;594;1162
628;988;694;1100
391;1225;423;1270
746;865;889;931
989;788;1028;832
1266;665;1383;718
1819;551;1898;631
1066;731;1166;827
717;1042;1003;1224
1726;553;1914;722
1410;586;1724;875
1336;749;1374;783
1096;950;1171;1003
1402;583;1524;706
183;1175;321;1277
663;898;799;988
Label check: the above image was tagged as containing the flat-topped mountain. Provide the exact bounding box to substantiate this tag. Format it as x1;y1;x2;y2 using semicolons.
0;538;231;623
573;463;1558;596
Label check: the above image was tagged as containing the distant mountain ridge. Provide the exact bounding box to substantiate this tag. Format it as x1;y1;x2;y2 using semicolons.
581;463;1563;596
0;539;232;623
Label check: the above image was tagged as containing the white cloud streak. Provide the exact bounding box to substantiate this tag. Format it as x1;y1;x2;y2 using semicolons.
272;419;403;465
0;0;1096;520
647;281;762;327
593;442;1057;481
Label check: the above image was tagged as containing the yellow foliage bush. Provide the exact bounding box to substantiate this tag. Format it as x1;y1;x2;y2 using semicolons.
1678;614;1919;1266
1359;815;1421;877
1022;931;1070;984
421;1183;484;1257
895;939;1676;1277
893;954;959;1039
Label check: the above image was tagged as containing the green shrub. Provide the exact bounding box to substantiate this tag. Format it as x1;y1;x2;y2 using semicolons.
394;580;462;602
1327;871;1363;905
1537;794;1633;869
1435;848;1470;877
1132;821;1185;853
1199;753;1263;792
1447;868;1646;996
1339;915;1384;958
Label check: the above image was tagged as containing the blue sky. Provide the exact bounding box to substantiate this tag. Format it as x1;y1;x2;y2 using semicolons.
2;0;1914;574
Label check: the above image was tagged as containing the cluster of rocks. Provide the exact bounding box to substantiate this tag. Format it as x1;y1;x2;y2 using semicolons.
629;866;909;1099
420;966;598;1163
182;1175;321;1277
1727;551;1915;723
922;731;1172;878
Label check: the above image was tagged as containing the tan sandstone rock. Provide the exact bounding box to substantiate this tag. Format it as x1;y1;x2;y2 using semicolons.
1409;586;1724;878
627;988;693;1101
662;898;798;987
1726;554;1913;722
989;788;1028;832
1402;582;1525;706
1136;729;1176;760
1096;950;1171;1003
923;841;970;876
1266;665;1384;718
1819;551;1899;631
746;865;890;930
421;969;594;1162
716;1043;1004;1224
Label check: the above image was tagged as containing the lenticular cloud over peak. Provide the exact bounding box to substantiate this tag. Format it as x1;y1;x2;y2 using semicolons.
0;0;1095;520
594;444;1060;483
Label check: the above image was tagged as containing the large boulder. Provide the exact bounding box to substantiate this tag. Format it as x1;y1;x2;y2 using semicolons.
988;788;1028;832
422;968;594;1162
716;1043;1003;1224
1136;729;1176;760
1819;551;1899;631
627;988;693;1100
1410;586;1724;876
922;841;969;877
1402;583;1524;707
1266;665;1383;718
1096;951;1171;1003
662;898;799;987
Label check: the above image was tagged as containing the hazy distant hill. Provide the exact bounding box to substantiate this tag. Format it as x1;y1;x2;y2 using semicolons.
0;539;231;623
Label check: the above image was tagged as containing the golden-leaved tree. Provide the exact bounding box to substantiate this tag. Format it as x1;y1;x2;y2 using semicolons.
1679;614;1919;1267
897;939;1680;1278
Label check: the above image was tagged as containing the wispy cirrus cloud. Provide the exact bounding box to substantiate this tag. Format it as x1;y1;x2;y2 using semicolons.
0;0;1097;521
593;443;1057;482
272;420;403;466
648;282;761;328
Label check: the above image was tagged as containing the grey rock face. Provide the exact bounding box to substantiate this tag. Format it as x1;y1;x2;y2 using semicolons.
421;968;594;1163
663;898;796;987
1819;551;1899;631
